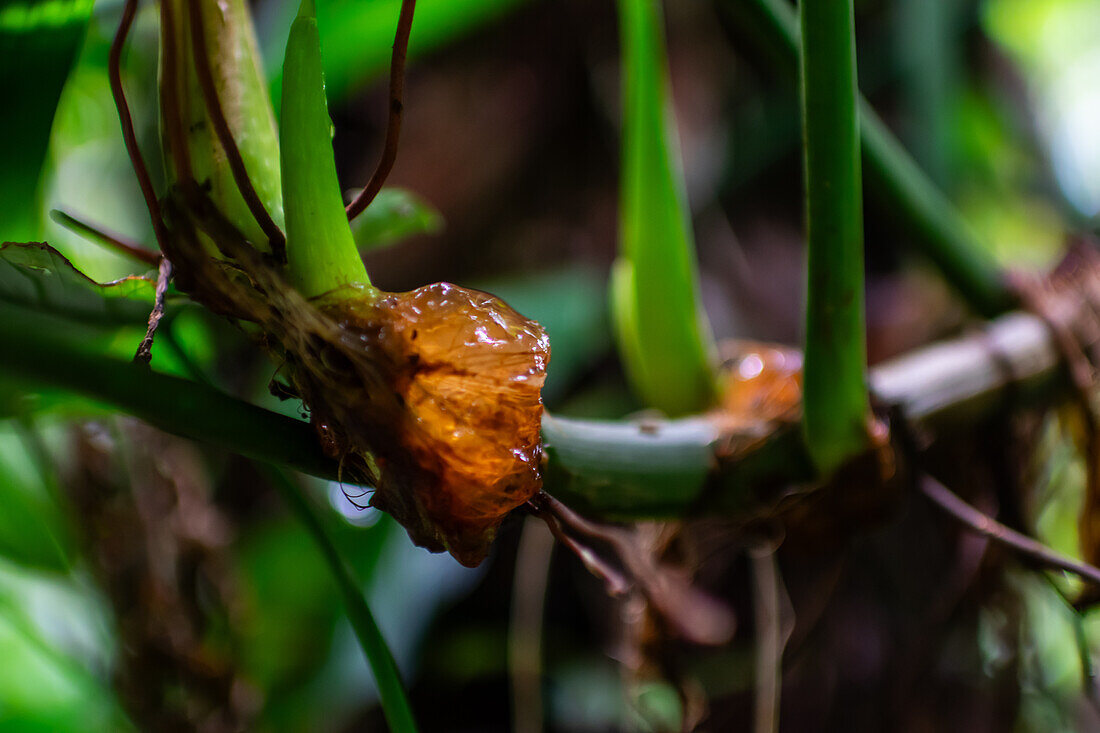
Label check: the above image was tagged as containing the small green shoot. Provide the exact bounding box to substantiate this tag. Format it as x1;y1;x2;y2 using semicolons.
610;0;719;417
280;0;371;298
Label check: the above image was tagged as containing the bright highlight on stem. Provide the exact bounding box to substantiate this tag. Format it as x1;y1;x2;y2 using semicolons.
281;0;372;298
798;0;871;474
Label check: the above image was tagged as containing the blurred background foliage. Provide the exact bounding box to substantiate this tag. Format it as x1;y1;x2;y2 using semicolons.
3;0;1100;729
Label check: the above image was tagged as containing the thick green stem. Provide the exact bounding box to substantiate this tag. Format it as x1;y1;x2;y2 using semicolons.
721;0;1012;318
798;0;870;474
281;0;371;297
0;303;1065;520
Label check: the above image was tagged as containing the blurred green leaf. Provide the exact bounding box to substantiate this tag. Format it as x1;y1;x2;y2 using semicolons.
39;8;162;283
263;0;529;105
0;0;94;242
0;427;72;572
351;187;443;254
610;0;718;417
0;241;155;325
265;466;418;733
0;578;128;731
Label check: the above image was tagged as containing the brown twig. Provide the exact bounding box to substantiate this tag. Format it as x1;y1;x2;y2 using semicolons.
509;516;554;733
134;257;174;364
750;543;791;733
50;209;160;267
109;0;169;251
186;0;286;261
1009;253;1100;595
531;492;735;645
345;0;416;220
920;475;1100;586
527;495;630;595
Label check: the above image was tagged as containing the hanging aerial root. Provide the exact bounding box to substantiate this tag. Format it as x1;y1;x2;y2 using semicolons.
528;492;736;645
50;210;160;266
345;0;416;220
109;0;170;251
920;475;1100;586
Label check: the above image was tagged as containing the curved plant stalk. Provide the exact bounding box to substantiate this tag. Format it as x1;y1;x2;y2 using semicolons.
611;0;719;416
281;0;371;296
0;300;1066;520
797;0;870;474
264;467;419;733
720;0;1011;318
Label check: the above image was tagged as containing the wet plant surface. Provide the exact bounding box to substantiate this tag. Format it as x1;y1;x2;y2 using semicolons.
6;0;1100;730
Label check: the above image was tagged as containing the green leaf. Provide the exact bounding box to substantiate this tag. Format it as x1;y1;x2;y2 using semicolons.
351;187;443;254
0;0;94;242
610;0;718;417
280;0;370;296
0;241;155;325
798;0;870;474
264;0;528;105
0;573;130;731
0;427;73;573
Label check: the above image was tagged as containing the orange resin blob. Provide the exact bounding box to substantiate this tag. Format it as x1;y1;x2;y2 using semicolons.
309;283;550;566
721;344;802;423
712;343;803;453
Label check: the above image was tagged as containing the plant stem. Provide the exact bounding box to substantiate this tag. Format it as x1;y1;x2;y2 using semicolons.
611;0;719;416
263;467;419;733
798;0;870;474
0;303;1067;519
281;0;371;297
720;0;1012;318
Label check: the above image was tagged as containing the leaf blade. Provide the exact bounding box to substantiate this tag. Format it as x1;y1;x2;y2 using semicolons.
0;0;94;241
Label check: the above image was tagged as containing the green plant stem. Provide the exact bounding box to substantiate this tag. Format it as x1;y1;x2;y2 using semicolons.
722;0;1012;318
281;0;371;297
263;467;418;733
798;0;869;474
0;306;333;477
0;303;1066;520
611;0;719;416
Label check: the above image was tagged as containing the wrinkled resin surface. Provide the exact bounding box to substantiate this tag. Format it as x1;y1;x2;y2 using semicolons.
306;283;550;566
